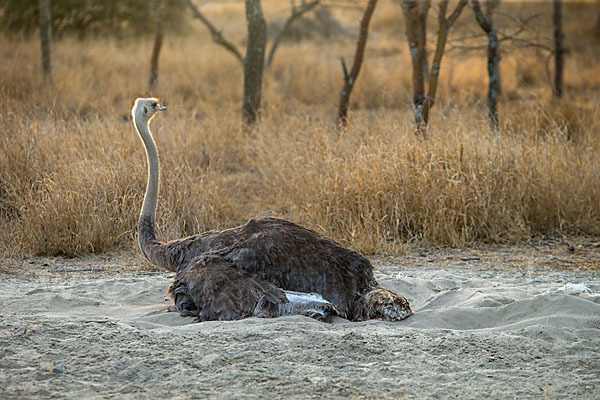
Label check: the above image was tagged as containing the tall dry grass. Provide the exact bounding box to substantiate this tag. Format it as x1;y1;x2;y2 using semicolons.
0;1;599;257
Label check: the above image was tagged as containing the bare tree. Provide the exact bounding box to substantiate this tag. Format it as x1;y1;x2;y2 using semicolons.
553;0;564;98
420;0;467;127
402;0;468;133
472;0;501;130
187;0;324;124
187;0;243;63
149;0;167;90
38;0;51;78
337;0;378;128
243;0;267;125
267;0;321;69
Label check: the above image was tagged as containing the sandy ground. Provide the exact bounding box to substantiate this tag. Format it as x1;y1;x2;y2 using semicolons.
1;240;599;399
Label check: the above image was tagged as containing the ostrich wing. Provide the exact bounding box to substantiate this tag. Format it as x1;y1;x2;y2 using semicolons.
168;253;340;322
169;255;288;322
208;218;378;318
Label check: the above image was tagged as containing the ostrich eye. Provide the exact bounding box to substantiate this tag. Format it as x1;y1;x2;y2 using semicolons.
151;101;157;108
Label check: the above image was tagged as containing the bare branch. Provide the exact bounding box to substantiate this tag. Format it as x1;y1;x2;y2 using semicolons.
472;0;492;33
498;37;552;51
340;56;349;80
450;32;488;43
485;0;500;20
449;11;541;52
266;0;321;69
451;0;550;73
321;1;363;11
187;0;244;64
450;35;552;53
420;0;468;127
448;43;487;52
446;0;468;27
337;0;378;128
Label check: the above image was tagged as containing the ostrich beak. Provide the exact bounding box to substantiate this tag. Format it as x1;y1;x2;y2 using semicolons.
156;105;167;111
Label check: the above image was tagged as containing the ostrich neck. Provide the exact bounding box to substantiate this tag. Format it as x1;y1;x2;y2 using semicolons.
135;114;159;221
134;113;172;270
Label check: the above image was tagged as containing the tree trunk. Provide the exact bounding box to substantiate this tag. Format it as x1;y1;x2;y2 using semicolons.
39;0;51;78
401;0;430;129
418;4;429;86
421;0;468;126
486;27;500;130
243;0;267;125
473;0;501;131
403;0;466;132
596;4;600;36
337;0;378;128
149;0;167;90
553;0;564;98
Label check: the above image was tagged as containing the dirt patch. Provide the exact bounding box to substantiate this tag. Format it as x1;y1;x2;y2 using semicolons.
1;241;599;399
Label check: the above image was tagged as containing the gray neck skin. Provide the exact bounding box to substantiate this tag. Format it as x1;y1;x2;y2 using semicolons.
133;109;173;270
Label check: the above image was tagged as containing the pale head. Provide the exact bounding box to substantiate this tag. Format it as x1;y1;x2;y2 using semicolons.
132;97;167;122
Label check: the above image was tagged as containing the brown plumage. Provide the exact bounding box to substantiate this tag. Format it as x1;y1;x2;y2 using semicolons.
168;255;289;321
132;98;413;322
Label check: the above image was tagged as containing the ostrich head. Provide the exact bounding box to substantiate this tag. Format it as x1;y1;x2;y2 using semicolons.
132;97;167;122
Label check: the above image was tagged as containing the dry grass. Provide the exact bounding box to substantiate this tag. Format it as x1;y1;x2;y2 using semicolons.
1;1;599;257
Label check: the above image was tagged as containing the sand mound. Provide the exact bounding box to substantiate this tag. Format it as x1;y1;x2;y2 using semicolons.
1;259;599;399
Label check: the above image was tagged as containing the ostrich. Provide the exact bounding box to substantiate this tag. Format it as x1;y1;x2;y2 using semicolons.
132;97;413;322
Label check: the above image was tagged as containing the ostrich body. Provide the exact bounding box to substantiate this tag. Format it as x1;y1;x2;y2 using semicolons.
132;98;412;322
